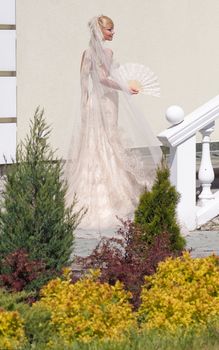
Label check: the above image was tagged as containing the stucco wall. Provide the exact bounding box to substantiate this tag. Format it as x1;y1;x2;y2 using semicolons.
16;0;219;158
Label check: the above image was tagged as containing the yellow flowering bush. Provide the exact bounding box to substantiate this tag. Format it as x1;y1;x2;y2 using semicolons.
0;309;26;350
36;269;136;343
138;252;219;332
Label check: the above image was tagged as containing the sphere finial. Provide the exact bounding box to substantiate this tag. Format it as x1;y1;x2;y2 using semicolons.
166;105;184;125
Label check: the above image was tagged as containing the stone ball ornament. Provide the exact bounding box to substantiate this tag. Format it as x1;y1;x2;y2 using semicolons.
166;105;185;125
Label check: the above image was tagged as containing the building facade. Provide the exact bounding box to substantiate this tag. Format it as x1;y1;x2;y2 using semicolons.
1;0;219;162
0;0;16;164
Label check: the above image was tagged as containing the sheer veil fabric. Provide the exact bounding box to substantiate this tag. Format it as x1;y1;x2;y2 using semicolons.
65;16;162;234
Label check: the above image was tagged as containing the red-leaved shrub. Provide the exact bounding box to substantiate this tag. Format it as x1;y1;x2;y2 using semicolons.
0;249;46;292
74;220;183;309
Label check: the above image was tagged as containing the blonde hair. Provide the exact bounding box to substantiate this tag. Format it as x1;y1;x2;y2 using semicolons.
98;15;114;28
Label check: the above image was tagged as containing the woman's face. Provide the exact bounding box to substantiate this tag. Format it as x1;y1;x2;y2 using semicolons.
101;22;114;41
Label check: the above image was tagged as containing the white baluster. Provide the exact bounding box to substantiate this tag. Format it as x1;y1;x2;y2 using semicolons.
165;106;197;231
198;122;215;206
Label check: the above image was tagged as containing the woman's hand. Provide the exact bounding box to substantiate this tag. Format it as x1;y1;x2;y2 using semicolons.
128;80;141;95
129;87;139;95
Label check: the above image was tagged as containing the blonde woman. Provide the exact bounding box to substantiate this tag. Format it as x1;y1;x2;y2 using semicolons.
65;16;161;233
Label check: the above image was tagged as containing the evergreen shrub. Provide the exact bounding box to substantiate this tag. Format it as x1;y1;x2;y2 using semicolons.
134;162;185;251
0;108;84;288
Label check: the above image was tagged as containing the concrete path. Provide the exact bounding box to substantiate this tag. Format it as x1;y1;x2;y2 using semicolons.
185;230;219;257
74;236;100;257
73;230;219;259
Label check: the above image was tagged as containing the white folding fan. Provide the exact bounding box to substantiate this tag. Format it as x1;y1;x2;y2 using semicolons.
113;63;160;97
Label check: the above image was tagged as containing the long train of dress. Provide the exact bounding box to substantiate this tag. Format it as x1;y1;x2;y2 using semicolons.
65;48;158;234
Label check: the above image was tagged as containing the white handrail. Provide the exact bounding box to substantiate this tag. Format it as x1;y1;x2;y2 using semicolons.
158;96;219;147
158;96;219;231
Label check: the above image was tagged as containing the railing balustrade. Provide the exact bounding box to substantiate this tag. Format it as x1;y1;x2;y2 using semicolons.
158;96;219;230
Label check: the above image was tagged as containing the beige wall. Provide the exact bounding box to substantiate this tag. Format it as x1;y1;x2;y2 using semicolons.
16;0;219;158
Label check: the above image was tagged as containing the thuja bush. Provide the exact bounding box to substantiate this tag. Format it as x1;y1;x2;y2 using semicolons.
135;162;185;251
76;220;182;308
138;252;219;332
0;108;84;281
35;269;136;344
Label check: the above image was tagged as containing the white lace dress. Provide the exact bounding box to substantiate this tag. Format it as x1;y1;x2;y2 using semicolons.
65;48;158;232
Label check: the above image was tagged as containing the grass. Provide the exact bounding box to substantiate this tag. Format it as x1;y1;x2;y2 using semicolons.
20;324;219;350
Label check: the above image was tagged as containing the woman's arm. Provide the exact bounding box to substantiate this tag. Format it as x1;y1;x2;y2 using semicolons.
99;65;139;94
98;49;124;91
99;49;139;94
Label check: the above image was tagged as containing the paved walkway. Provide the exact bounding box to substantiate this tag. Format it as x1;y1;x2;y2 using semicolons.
185;230;219;257
74;236;100;257
73;229;219;259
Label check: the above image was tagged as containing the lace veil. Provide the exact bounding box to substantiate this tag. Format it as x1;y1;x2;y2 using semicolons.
64;16;162;230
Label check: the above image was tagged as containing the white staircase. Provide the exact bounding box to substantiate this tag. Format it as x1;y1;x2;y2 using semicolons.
158;96;219;230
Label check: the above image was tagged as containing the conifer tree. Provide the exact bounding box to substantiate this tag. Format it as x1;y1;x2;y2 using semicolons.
134;162;185;251
0;108;84;272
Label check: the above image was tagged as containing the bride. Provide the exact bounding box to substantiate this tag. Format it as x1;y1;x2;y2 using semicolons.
65;15;161;232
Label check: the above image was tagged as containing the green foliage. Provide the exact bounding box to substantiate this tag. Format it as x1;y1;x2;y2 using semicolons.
36;269;136;344
0;308;26;350
0;108;84;275
0;288;30;315
0;288;58;349
20;320;219;350
1;256;219;350
23;303;54;347
138;252;219;332
134;162;185;251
